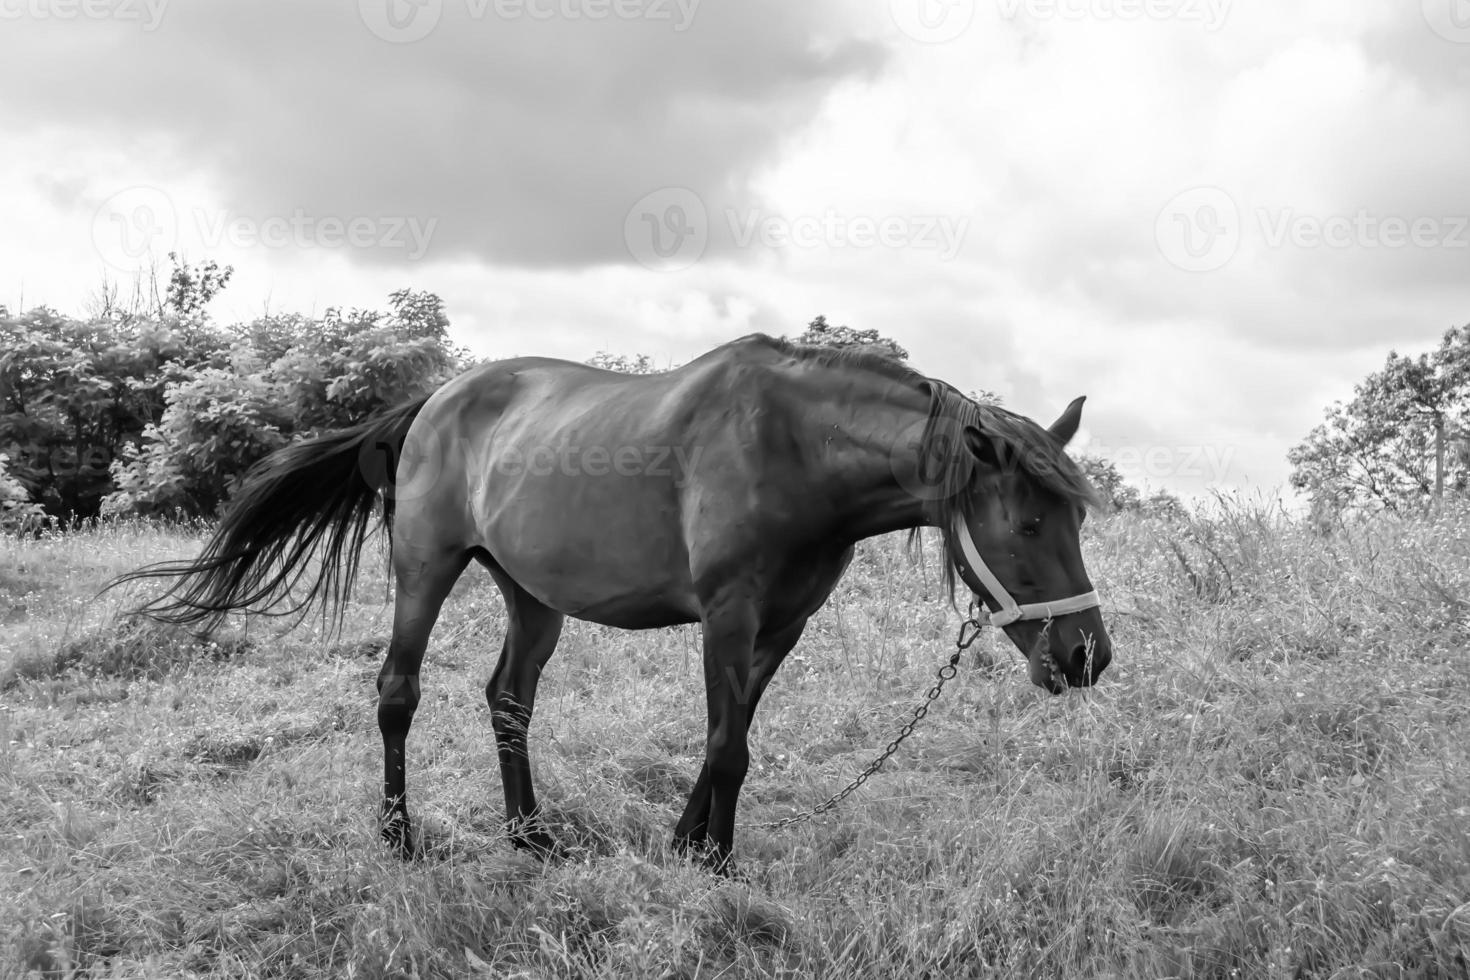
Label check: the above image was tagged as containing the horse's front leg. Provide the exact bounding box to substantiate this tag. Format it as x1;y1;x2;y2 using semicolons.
674;616;807;862
675;592;760;874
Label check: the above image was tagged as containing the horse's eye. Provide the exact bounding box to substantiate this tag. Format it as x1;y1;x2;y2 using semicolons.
1020;520;1042;537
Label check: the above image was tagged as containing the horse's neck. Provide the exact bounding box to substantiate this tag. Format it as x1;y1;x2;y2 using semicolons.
792;372;936;543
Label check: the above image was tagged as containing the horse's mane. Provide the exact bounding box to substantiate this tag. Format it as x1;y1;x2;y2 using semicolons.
759;334;1100;598
912;381;1102;595
760;334;925;387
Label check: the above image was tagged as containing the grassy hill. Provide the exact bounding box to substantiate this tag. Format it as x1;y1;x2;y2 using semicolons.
2;502;1467;978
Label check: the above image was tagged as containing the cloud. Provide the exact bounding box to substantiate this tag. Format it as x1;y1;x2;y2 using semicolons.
1;0;1467;506
0;0;885;269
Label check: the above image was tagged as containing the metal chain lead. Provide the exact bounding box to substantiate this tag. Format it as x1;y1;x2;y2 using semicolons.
761;601;987;831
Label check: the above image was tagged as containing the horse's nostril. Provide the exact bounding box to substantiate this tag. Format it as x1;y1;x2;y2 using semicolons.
1060;643;1101;686
1075;641;1112;683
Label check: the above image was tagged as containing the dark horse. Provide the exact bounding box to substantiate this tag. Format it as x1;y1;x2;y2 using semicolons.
109;334;1112;872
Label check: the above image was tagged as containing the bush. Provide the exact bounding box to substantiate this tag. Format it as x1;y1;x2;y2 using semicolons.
0;452;45;531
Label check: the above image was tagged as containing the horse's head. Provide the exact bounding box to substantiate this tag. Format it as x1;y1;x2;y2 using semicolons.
952;396;1112;693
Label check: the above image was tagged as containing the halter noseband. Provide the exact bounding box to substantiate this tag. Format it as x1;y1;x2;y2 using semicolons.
952;515;1101;628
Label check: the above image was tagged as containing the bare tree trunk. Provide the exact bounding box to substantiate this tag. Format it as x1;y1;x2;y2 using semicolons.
1435;414;1446;500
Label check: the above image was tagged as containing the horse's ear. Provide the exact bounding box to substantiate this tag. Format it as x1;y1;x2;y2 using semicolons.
1048;396;1086;446
963;425;1004;472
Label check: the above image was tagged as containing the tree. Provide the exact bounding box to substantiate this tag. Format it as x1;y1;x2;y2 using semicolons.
1076;454;1140;512
586;351;663;374
104;356;293;518
966;388;1004;406
276;289;461;432
2;279;466;521
165;252;233;322
791;315;909;362
0;308;222;517
1073;453;1185;518
1289;324;1470;516
105;290;465;517
0;452;44;530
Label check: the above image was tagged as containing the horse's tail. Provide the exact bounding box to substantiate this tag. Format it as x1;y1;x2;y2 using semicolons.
105;395;434;632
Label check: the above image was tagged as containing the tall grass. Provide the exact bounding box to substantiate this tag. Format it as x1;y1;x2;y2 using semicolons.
1;501;1468;978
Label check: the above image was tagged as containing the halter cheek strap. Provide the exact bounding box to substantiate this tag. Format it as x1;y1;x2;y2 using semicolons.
952;515;1101;628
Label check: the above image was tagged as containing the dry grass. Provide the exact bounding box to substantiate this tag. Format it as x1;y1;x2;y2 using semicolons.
2;503;1469;978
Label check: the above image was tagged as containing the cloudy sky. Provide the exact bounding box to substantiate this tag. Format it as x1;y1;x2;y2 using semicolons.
2;0;1467;503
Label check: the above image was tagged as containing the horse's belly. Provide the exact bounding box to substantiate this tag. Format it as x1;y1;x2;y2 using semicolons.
482;520;700;628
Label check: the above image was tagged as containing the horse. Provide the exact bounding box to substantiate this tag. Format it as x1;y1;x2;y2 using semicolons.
107;333;1112;873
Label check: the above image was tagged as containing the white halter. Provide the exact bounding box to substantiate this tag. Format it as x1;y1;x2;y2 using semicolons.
952;515;1101;628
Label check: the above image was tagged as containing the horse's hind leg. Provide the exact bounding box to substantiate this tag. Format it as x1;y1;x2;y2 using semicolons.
377;547;470;857
482;569;565;855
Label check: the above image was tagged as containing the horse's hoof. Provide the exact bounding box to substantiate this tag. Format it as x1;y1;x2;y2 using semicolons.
380;813;415;859
510;828;558;859
704;852;745;880
675;837;742;878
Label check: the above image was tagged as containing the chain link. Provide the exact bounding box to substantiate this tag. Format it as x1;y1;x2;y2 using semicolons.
760;600;987;831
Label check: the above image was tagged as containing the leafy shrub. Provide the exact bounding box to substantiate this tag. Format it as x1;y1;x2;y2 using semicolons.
103;289;464;518
104;356;293;518
0;451;44;531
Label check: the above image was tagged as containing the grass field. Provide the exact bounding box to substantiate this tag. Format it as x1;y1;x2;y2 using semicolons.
2;501;1468;978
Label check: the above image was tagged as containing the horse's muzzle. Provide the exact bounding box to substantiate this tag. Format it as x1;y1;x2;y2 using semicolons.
1028;620;1112;693
1061;635;1112;688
